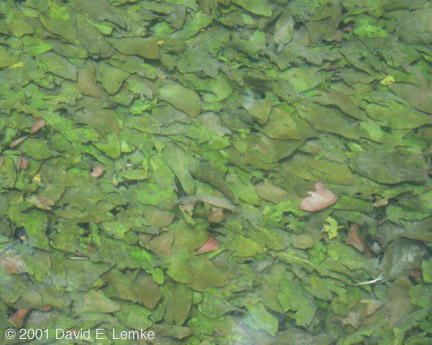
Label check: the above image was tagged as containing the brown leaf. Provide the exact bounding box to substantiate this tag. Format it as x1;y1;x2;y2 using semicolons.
373;198;388;207
334;309;362;328
18;157;29;170
149;233;174;257
300;182;337;212
386;277;415;327
26;195;55;210
10;135;29;148
0;250;26;274
9;308;30;328
346;223;365;252
361;299;384;316
197;236;220;254
207;207;224;223
86;246;97;253
90;166;105;178
30;118;46;134
134;275;161;310
176;196;199;215
37;196;54;208
42;305;52;312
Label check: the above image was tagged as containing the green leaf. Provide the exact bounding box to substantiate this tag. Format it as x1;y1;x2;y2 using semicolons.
8;204;49;250
422;258;432;283
246;302;279;336
322;217;343;239
167;253;192;284
73;289;121;313
278;277;317;327
232;0;272;17
99;62;129;95
230;235;265;257
115;302;153;330
159;83;201;117
38;52;77;80
163;283;192;326
93;133;121;159
297;103;360;140
172;11;213;41
349;149;428;184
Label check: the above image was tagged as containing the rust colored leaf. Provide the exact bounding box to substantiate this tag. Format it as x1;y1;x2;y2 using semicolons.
37;196;55;209
90;166;105;178
9;135;29;148
86;246;97;253
0;250;26;274
346;223;365;252
9;308;30;328
42;305;52;312
17;157;29;170
30;118;46;134
300;182;337;212
197;236;220;254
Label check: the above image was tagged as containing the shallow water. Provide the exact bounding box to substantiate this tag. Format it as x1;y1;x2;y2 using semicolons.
1;1;432;344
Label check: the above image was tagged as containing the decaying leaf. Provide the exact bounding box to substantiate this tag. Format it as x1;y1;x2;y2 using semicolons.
17;157;29;170
197;236;220;254
25;195;55;210
90;166;105;178
361;299;384;316
1;0;432;342
9;135;29;148
9;308;30;328
300;182;337;212
346;224;365;252
30;118;46;134
0;250;26;274
207;207;224;223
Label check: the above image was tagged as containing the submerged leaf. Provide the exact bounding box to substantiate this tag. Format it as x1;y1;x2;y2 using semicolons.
0;250;26;274
160;83;201;117
108;37;160;59
350;150;428;184
9;308;30;328
300;182;337;212
30;118;46;134
197;236;220;253
389;82;432;113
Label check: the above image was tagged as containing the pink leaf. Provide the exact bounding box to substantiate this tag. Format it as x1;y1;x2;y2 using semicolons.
9;135;29;148
17;157;29;170
90;166;105;178
300;182;337;212
30;118;46;134
197;236;220;254
346;223;365;252
9;308;30;328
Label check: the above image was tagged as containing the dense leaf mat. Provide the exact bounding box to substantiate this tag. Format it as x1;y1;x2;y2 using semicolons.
1;0;432;344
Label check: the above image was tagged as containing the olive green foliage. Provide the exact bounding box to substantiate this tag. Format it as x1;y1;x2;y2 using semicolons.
1;0;432;344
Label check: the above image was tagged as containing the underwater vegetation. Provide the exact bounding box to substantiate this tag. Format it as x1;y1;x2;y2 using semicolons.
1;0;432;344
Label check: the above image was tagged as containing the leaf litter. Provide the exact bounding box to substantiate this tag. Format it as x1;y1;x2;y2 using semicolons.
1;0;432;344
